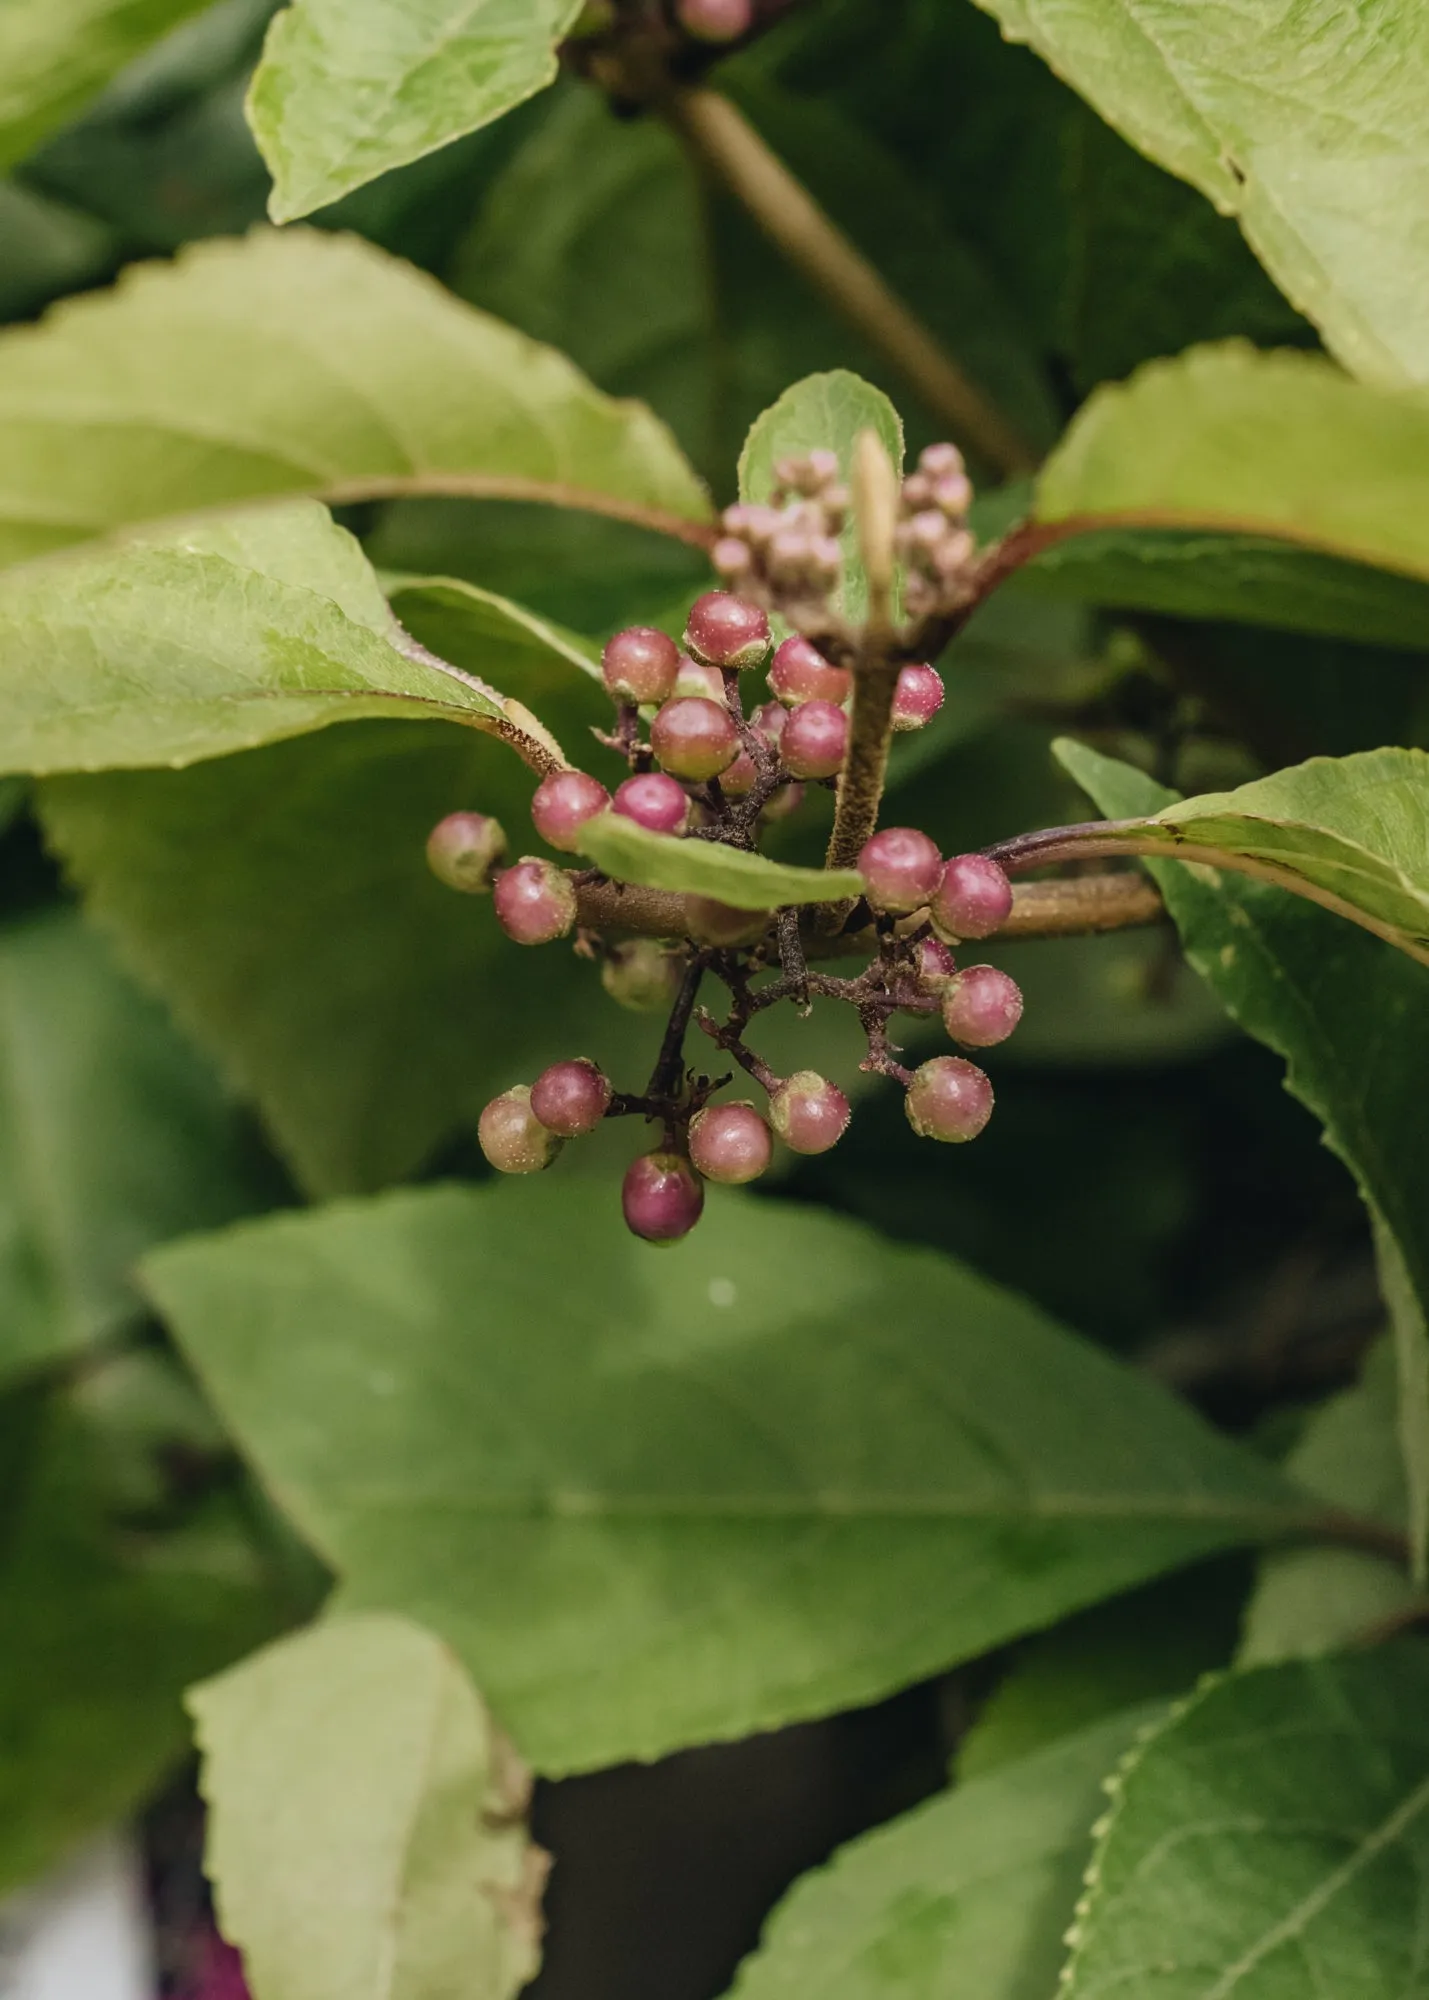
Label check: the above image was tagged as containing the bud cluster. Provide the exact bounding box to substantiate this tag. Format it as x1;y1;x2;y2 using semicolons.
897;442;979;623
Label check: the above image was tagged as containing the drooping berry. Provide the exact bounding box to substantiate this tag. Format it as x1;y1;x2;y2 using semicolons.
942;966;1023;1048
613;772;690;836
425;812;507;893
602;625;680;705
768;635;852;707
686;896;769;946
858;827;943;914
530;770;610;853
905;1057;993;1143
675;654;728;702
530;1058;613;1137
912;937;958;993
493;859;578;945
676;0;753;40
651;696;740;781
770;1071;851;1155
479;1087;563;1173
930;853;1014;941
891;663;945;731
684;591;771;670
689;1102;773;1185
781;698;848;779
623;1152;705;1243
602;939;684;1012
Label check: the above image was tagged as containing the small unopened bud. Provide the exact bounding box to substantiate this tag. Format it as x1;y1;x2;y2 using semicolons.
602;939;684;1012
494;859;578;945
685;896;769;946
858;827;943;914
623;1152;705;1243
918;442;965;480
531;1058;612;1137
931;854;1014;941
942;966;1023;1048
712;536;754;581
684;591;771;670
891;663;945;732
651;696;740;781
613;773;690;836
426;812;507;893
689;1102;773;1185
931;471;974;518
781;698;848;779
770;1071;850;1155
912;937;958;993
769;636;851;707
676;0;753;41
531;770;610;852
905;1057;993;1143
602;626;680;705
479;1087;562;1173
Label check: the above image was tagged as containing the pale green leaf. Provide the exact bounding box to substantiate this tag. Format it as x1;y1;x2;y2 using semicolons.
726;1707;1158;2000
0;908;274;1388
1241;1345;1416;1665
1062;1648;1429;1997
1059;741;1429;1595
970;2;1429;387
144;1180;1312;1774
739;372;903;628
0;0;213;171
249;0;582;223
576;814;864;913
192;1613;543;2000
0;226;709;572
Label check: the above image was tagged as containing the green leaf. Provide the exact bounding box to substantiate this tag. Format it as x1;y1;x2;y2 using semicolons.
1033;746;1429;965
145;1179;1313;1774
739;371;903;627
192;1613;543;2000
0;908;274;1388
1241;1345;1416;1665
1026;345;1429;647
0;180;117;322
0;227;709;572
1059;740;1429;1583
969;1;1429;387
1061;1647;1429;1997
0;0;213;172
576;815;864;913
385;573;602;689
249;0;582;223
726;1707;1157;2000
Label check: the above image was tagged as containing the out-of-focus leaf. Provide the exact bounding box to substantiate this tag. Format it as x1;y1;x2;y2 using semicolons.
0;0;214;172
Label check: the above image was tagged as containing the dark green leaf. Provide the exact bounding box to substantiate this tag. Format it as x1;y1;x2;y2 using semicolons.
0;0;213;171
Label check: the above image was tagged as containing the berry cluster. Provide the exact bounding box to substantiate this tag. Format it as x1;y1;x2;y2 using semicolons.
426;445;1022;1245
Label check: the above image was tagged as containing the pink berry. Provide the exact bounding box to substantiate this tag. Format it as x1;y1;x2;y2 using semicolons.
768;635;851;707
781;698;848;779
689;1102;772;1185
858;827;943;914
720;748;759;797
613;772;690;836
905;1057;993;1143
531;770;610;852
751;699;787;747
623;1152;705;1243
685;896;769;945
602;625;680;705
675;654;728;702
770;1071;850;1155
602;939;684;1012
677;0;753;39
912;938;958;993
891;663;944;732
425;812;507;893
684;591;771;670
931;854;1014;941
942;966;1023;1048
760;781;805;823
479;1087;562;1173
530;1058;612;1137
651;696;740;781
493;859;577;945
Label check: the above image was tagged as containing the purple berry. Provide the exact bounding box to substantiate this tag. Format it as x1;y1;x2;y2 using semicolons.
493;859;578;945
686;896;770;945
891;663;944;732
613;772;690;836
768;635;851;707
602;625;680;705
689;1102;772;1185
770;1071;851;1155
479;1087;562;1173
675;654;728;702
858;827;943;915
531;769;610;852
602;939;684;1012
684;591;771;670
677;0;752;39
942;966;1023;1048
912;938;958;993
530;1057;612;1137
651;695;740;781
623;1152;705;1243
931;854;1014;941
781;698;848;779
905;1057;993;1143
425;812;507;893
